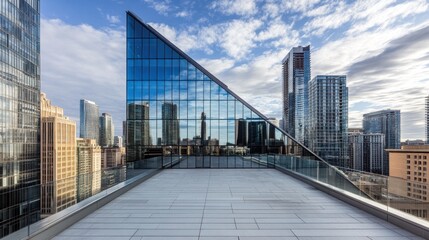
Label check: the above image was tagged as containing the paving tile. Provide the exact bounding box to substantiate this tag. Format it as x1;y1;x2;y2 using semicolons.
54;169;421;239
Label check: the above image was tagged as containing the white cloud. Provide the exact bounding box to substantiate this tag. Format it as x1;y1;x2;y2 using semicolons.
210;0;258;16
41;19;125;136
175;10;190;18
144;0;171;16
106;14;120;24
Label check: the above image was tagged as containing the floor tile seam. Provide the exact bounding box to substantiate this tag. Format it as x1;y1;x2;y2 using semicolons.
198;170;211;239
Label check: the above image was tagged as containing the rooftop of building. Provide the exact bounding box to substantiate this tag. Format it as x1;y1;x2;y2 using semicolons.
51;169;422;240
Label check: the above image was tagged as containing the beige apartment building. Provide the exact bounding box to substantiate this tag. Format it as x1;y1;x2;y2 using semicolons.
101;146;123;169
76;138;101;201
40;93;77;216
388;145;429;219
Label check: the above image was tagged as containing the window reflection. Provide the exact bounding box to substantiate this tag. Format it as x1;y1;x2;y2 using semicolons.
126;15;323;169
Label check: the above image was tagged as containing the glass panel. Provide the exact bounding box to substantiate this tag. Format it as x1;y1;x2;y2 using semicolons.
164;81;172;101
157;81;164;101
157;59;165;79
172;59;179;80
134;81;142;99
142;81;149;100
142;59;149;80
180;101;187;119
149;39;157;58
196;81;204;100
188;81;196;101
219;120;227;145
135;59;142;80
188;101;197;120
188;63;196;80
180;59;187;80
127;59;134;80
196;69;203;80
165;44;172;58
211;100;219;120
135;39;142;58
150;120;157;145
219;87;228;100
127;81;134;100
157;39;165;58
211;81;219;101
243;106;252;119
149;81;156;100
180;81;187;100
150;60;156;80
219;101;227;120
127;15;135;38
172;81;179;100
127;39;134;58
149;101;156;119
204;101;211;120
165;59;172;80
142;39;149;58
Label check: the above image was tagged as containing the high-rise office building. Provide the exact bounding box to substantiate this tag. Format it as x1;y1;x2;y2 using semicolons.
363;109;401;175
235;119;247;147
248;121;268;153
162;102;180;145
99;113;114;147
0;1;41;237
201;112;207;141
114;136;123;148
76;139;101;202
348;132;384;174
308;75;348;167
426;95;429;144
80;99;100;144
282;45;311;146
40;93;77;216
125;12;320;168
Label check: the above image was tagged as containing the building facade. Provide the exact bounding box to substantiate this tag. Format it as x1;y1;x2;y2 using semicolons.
388;145;429;219
0;0;41;237
101;147;123;169
40;93;76;216
76;138;101;202
426;95;429;144
363;109;401;175
282;45;311;146
99;113;114;147
125;12;321;169
348;133;384;174
80;99;100;144
308;75;348;167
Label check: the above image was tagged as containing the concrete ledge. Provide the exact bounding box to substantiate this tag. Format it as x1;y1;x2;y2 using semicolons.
276;166;429;239
4;169;161;240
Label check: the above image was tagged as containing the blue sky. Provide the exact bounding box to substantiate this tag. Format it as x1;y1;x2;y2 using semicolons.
41;0;429;140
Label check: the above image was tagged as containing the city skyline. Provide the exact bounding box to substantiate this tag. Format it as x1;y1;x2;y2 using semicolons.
40;0;429;140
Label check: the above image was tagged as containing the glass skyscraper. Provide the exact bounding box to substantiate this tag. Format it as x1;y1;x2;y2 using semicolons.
308;75;349;167
80;99;100;144
126;12;326;169
363;109;401;175
282;45;311;146
0;0;41;237
99;113;114;147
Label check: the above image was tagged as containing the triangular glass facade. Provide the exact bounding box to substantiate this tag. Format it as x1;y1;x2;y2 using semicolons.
126;12;323;169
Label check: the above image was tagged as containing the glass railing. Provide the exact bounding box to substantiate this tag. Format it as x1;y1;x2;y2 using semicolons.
268;155;429;225
0;165;158;239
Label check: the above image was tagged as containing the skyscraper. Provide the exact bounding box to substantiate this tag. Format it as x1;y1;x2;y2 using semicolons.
248;121;267;153
76;138;101;202
348;132;384;174
201;112;207;141
308;75;348;167
235;119;247;146
0;1;41;237
363;109;401;175
99;113;114;147
162;102;180;145
282;45;311;146
126;102;150;163
40;93;77;216
426;95;429;144
80;99;100;144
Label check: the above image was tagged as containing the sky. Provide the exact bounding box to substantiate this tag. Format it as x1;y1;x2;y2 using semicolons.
41;0;429;140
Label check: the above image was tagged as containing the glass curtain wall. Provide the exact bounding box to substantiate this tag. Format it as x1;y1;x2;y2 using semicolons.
126;12;320;169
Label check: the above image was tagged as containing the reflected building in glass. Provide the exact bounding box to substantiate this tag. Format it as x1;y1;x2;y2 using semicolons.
126;12;322;169
99;113;114;147
0;0;41;237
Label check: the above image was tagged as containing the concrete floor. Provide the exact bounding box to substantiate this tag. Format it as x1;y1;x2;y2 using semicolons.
54;169;423;240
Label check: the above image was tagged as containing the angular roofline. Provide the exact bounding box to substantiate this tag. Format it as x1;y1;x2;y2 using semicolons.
126;11;339;166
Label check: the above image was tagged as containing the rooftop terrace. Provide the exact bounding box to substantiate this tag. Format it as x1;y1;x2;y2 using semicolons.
53;169;423;240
